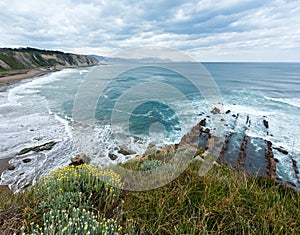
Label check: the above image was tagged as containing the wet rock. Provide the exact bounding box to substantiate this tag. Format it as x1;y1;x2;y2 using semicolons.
18;141;57;155
108;153;118;161
273;147;288;155
246;116;250;125
237;135;248;171
286;181;297;188
8;165;15;170
22;158;31;163
180;124;202;148
203;128;210;133
199;118;206;127
147;143;156;149
292;159;299;174
269;158;276;180
265;140;276;180
263;119;269;129
219;133;233;160
225;110;231;114
18;147;34;155
118;147;136;155
211;107;221;114
206;138;215;151
70;153;89;166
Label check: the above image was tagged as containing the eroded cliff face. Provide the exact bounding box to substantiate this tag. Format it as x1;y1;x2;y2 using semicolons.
0;47;98;71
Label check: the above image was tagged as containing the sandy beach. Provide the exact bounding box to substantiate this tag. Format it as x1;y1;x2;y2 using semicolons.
0;158;12;178
0;69;49;85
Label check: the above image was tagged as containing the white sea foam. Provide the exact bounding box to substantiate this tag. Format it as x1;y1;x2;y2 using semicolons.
225;104;276;116
0;69;81;192
54;114;73;138
1;65;300;191
264;96;300;108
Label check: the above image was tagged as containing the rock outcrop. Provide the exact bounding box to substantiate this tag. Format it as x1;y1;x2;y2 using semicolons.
182;114;299;187
211;107;221;114
18;141;57;155
70;153;89;166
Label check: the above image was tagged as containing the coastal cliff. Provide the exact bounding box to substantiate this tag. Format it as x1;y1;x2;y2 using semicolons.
0;47;98;72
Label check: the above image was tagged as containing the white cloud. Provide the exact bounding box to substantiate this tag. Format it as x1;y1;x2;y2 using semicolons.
0;0;299;61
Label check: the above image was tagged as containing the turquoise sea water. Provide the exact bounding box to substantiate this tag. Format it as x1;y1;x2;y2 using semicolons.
0;63;299;191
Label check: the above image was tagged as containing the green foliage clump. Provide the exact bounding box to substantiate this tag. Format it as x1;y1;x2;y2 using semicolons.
140;160;163;172
21;164;123;235
22;207;121;235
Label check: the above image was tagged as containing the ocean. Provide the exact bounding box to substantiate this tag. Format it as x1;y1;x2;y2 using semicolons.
0;62;299;191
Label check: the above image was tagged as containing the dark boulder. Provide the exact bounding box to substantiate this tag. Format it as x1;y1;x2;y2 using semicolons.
203;128;210;133
70;153;89;166
108;153;118;161
263;119;269;129
118;147;136;156
18;141;57;155
211;107;221;114
8;165;16;170
199;118;206;127
273;147;288;155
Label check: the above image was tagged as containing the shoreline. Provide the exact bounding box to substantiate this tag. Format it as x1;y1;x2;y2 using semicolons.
0;65;96;182
0;69;50;86
0;69;52;180
0;69;50;180
0;64;96;87
0;158;12;179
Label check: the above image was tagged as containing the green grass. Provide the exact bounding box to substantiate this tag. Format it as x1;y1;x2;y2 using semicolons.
0;150;299;234
0;52;26;71
121;161;300;234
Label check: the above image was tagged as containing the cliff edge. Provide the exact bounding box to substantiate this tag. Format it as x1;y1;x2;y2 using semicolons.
0;47;98;72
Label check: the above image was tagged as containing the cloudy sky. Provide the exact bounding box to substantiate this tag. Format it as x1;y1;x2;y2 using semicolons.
0;0;299;61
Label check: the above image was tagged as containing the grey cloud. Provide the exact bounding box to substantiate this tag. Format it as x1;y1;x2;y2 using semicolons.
0;0;299;61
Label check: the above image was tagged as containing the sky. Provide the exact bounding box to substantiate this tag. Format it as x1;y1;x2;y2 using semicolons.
0;0;300;62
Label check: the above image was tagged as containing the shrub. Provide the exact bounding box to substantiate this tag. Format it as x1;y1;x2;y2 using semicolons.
22;164;124;234
33;164;123;211
22;207;122;235
140;160;163;172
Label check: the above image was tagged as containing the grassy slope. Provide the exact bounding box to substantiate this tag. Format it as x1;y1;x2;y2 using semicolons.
0;150;299;234
0;47;96;72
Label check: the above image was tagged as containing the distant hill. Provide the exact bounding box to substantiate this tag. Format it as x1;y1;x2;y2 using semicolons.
0;47;98;72
90;54;173;63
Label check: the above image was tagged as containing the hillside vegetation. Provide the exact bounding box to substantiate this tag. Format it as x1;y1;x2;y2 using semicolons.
0;147;299;235
0;47;98;72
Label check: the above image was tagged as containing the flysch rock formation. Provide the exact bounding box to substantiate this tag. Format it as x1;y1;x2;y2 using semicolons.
185;107;299;189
